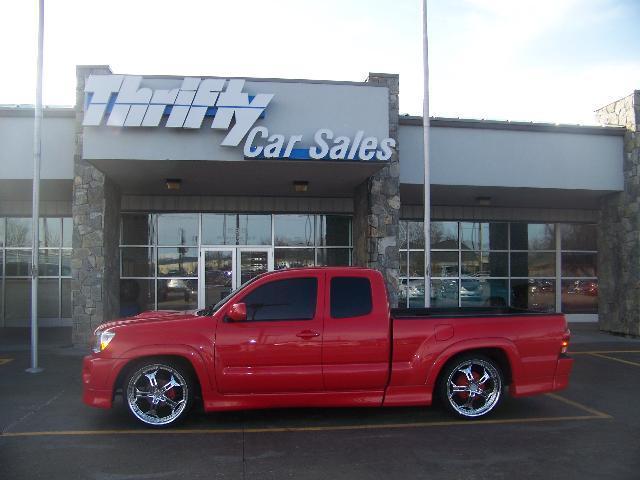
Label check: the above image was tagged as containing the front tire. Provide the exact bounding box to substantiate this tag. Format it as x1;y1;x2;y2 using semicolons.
439;354;503;419
125;361;193;427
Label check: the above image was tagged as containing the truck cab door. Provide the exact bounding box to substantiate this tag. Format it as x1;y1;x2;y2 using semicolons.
322;271;390;391
215;271;324;394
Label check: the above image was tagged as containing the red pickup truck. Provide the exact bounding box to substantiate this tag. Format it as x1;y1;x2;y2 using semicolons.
82;267;573;427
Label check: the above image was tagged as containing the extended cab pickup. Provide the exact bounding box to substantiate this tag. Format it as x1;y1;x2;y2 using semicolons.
82;267;573;427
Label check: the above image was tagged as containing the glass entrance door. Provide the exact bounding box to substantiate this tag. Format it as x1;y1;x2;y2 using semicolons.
237;248;273;286
199;248;273;308
200;248;235;308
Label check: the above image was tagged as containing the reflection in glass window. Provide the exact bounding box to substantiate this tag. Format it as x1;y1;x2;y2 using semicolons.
6;218;32;247
157;214;198;246
62;217;73;248
431;279;458;307
510;223;555;250
37;278;59;318
5;278;30;326
122;213;154;245
121;247;155;277
408;279;426;308
5;250;31;276
157;247;198;277
317;216;351;246
316;248;350;266
39;218;61;247
0;217;5;247
157;279;198;311
511;279;555;312
460;222;508;251
562;253;597;277
399;221;408;249
275;248;314;269
561;280;598;314
511;252;555;277
460;279;509;307
274;214;315;246
561;224;596;251
461;251;508;277
238;215;271;245
431;222;458;249
408;221;425;249
431;251;458;277
38;249;60;276
61;250;71;276
202;214;236;245
120;279;155;317
61;278;71;318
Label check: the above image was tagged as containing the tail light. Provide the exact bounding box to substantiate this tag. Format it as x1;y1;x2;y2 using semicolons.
560;329;570;354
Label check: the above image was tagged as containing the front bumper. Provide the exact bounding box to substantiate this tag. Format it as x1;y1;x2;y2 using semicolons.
82;354;122;409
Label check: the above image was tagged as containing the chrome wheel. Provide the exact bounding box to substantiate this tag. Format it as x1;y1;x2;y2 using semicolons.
445;358;502;418
126;363;189;426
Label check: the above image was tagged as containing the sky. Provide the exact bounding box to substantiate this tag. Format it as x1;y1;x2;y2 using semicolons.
1;0;639;125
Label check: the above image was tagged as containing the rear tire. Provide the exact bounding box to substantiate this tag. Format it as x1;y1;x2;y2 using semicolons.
124;361;193;427
438;354;503;419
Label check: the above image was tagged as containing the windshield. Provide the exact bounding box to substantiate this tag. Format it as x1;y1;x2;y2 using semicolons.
207;274;264;315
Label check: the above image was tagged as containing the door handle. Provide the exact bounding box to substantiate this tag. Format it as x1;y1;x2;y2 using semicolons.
296;330;320;339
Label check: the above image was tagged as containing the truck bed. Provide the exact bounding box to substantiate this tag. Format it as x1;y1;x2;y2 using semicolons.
391;306;557;319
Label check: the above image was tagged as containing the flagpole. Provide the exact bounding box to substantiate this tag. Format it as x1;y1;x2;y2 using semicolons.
28;0;45;373
422;0;432;308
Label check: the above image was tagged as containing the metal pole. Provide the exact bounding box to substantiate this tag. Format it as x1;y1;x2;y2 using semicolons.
27;0;45;373
422;0;432;308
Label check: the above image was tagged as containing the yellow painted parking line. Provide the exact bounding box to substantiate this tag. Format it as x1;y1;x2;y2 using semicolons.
571;350;640;355
0;358;13;366
588;353;640;368
545;393;611;418
0;414;610;438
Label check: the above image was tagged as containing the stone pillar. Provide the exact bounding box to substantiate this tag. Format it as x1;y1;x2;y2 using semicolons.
595;90;640;337
353;73;401;307
71;66;122;345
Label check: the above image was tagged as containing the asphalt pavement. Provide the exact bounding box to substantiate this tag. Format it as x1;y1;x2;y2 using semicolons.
1;323;639;480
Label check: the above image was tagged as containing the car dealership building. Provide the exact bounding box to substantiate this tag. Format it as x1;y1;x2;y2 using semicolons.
0;65;638;344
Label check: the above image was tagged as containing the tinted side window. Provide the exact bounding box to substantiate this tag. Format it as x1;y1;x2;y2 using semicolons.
331;277;373;318
242;278;317;321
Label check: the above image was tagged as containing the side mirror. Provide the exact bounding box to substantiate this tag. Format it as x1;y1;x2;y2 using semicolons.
228;302;247;322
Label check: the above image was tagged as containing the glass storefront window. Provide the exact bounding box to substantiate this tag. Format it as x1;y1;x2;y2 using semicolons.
157;214;198;246
275;248;314;269
431;251;458;277
460;222;507;251
121;247;155;277
409;251;426;277
38;249;60;276
61;250;71;276
408;221;425;249
431;222;458;249
39;218;61;247
5;249;31;276
38;278;59;318
5;279;30;326
120;279;155;316
431;279;459;307
510;223;555;250
460;279;508;307
157;247;197;277
561;253;597;277
561;280;598;314
317;216;351;247
238;215;271;245
6;218;32;247
157;279;197;311
62;217;72;248
61;278;71;318
122;213;155;245
0;217;4;247
511;279;555;312
202;214;236;245
316;248;350;266
561;224;597;251
511;252;555;277
461;251;508;277
274;214;315;246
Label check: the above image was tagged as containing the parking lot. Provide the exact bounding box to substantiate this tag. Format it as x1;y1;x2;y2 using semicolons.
1;324;639;480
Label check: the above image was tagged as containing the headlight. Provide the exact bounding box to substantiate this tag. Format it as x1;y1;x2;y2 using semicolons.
93;330;116;353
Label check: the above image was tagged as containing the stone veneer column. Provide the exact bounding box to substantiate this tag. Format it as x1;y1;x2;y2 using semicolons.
353;73;401;307
71;66;121;345
596;90;640;336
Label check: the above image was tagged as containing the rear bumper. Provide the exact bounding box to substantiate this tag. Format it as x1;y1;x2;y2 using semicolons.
82;354;120;409
552;355;574;391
